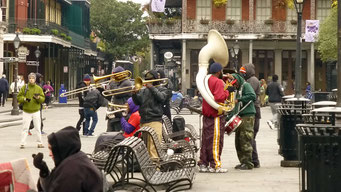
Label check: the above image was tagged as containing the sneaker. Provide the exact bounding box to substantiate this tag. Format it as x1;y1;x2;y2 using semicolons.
208;167;227;173
253;162;260;168
87;134;97;137
37;144;44;148
237;164;253;170
28;131;32;136
234;164;242;169
20;145;25;149
267;120;274;130
198;165;208;173
41;131;47;135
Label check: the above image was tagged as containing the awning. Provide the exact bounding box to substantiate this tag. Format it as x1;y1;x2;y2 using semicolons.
3;34;72;47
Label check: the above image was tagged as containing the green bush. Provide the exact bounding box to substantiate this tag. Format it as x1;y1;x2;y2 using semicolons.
60;33;67;39
66;36;72;41
23;28;31;34
31;28;41;35
51;29;59;36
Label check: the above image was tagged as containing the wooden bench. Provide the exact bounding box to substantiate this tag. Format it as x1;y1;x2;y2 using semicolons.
135;126;197;170
104;136;196;192
162;115;199;152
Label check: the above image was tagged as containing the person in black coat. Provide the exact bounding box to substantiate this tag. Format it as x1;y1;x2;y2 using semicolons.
32;126;103;192
76;74;91;135
0;74;9;107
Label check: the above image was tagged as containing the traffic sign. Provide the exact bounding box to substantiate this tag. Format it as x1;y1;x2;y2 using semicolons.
26;61;39;66
0;57;17;63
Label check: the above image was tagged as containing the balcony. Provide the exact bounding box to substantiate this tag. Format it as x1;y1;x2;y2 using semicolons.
7;18;69;36
148;19;182;34
148;19;305;39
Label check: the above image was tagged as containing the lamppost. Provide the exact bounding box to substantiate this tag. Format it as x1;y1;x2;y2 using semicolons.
11;33;21;115
34;46;41;73
293;0;304;98
229;40;240;71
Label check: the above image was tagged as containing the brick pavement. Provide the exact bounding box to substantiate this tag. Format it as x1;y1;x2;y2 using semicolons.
0;104;299;192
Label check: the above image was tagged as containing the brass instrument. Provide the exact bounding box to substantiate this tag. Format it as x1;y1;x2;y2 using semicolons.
102;77;168;97
93;70;131;82
60;71;132;97
106;103;128;119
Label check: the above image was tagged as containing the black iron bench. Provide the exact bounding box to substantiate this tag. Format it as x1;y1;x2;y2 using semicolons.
162;115;199;152
104;136;196;192
135;126;196;170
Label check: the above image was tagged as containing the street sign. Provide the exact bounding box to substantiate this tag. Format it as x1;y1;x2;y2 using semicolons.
0;57;17;63
26;61;39;66
18;46;29;62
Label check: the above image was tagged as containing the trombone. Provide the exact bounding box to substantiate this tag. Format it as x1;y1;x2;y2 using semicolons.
102;76;168;97
60;70;132;97
106;103;129;118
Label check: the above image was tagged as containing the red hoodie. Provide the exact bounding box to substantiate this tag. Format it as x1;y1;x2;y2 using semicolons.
202;75;229;117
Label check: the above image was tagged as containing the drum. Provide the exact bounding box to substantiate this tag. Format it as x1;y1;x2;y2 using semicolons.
225;115;242;135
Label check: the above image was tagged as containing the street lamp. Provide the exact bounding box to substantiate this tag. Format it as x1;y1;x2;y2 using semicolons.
11;33;20;115
229;40;240;71
34;46;41;73
293;0;304;98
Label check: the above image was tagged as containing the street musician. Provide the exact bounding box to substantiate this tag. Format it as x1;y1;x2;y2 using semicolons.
106;66;132;132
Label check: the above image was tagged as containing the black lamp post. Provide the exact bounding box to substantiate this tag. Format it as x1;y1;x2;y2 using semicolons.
11;33;21;115
293;0;304;98
229;40;240;71
34;46;41;73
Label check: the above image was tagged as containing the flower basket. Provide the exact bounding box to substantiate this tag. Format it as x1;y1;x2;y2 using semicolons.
290;20;298;25
264;19;274;25
226;19;235;25
200;19;209;25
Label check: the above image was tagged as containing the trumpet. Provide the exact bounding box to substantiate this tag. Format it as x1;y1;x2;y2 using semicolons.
106;103;128;119
102;77;168;97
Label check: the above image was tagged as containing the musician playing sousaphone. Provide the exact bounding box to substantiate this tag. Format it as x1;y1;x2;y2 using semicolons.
198;62;236;173
106;66;132;132
226;72;256;170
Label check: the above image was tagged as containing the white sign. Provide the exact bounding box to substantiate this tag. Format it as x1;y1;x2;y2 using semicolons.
164;51;173;61
63;66;68;73
0;57;17;63
18;46;29;62
305;20;320;42
26;61;39;66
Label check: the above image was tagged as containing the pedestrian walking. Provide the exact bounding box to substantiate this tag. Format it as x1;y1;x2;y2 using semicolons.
0;74;9;107
266;74;284;129
305;82;312;99
76;74;91;135
42;81;54;108
260;79;267;107
132;70;168;164
83;87;105;136
229;73;256;170
198;63;234;173
17;73;45;149
239;64;261;168
32;126;103;192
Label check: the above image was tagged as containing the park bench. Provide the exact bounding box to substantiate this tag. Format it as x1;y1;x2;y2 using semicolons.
135;126;197;170
104;136;196;192
162;115;199;152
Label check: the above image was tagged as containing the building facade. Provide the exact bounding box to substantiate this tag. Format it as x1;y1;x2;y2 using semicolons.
1;0;107;97
148;0;334;95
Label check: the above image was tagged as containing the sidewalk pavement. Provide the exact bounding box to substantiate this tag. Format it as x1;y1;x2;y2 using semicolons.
0;104;299;192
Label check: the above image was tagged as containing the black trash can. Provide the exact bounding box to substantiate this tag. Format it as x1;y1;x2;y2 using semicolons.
312;92;331;102
296;124;341;192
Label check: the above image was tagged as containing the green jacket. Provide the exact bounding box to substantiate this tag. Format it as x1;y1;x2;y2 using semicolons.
232;73;256;117
17;83;45;113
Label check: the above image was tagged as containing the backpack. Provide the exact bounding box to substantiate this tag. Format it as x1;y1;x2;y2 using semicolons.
172;116;186;140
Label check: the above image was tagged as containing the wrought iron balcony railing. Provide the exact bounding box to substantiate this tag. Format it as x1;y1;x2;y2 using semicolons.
148;19;305;38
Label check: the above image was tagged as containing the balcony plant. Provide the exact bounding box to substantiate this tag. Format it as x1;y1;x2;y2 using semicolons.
226;19;235;25
66;36;72;41
51;29;59;36
264;19;274;25
290;19;298;25
165;17;176;25
213;0;227;8
200;18;210;25
60;33;67;39
31;28;41;35
23;27;31;34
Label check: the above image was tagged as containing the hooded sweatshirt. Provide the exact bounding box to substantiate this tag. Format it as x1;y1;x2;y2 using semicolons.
39;127;102;192
120;98;141;137
231;73;256;116
242;63;261;108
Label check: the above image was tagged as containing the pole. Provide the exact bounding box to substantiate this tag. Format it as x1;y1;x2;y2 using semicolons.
11;49;19;115
295;11;302;98
337;0;341;107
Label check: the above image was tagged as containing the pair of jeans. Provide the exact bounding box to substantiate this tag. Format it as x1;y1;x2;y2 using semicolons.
84;108;98;135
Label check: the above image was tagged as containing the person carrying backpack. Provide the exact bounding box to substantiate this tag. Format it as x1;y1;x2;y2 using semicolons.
83;87;105;137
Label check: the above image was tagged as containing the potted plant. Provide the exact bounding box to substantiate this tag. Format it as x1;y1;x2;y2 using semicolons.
290;19;298;25
264;19;274;25
165;18;176;25
23;27;31;34
200;18;210;25
60;33;67;39
213;0;227;8
226;19;235;25
66;36;72;41
51;29;59;36
31;28;41;35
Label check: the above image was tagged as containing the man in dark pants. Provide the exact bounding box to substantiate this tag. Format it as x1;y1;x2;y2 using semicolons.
239;63;261;168
76;74;91;135
0;74;9;107
106;66;132;132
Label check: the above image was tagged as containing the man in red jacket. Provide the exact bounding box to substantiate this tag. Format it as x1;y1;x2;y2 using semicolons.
198;62;235;173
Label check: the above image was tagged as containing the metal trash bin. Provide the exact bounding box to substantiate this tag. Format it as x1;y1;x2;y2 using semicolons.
277;98;311;167
296;124;341;192
312;92;331;102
